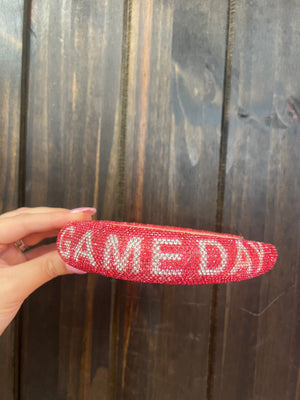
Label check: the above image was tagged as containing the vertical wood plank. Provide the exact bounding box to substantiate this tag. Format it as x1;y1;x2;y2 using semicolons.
0;1;24;398
214;1;300;399
116;1;229;398
19;1;124;399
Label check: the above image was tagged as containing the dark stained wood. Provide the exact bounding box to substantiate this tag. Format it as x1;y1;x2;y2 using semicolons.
19;0;124;398
0;1;24;398
1;0;298;398
115;1;229;398
213;1;300;399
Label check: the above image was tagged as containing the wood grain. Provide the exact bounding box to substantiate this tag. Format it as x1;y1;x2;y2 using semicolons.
3;1;298;398
0;1;24;398
19;1;124;398
115;1;229;398
213;1;300;399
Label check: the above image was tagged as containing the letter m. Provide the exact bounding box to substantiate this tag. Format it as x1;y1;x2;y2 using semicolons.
103;234;142;273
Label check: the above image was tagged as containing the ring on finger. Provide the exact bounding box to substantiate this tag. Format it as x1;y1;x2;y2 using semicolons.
14;239;30;252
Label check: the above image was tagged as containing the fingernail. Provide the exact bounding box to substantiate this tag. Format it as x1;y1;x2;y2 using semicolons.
65;263;87;274
70;207;97;215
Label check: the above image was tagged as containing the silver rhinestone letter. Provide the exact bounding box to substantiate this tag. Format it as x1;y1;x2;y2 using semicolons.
74;230;96;266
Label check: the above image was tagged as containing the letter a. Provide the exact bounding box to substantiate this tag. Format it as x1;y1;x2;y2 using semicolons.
231;241;252;273
74;230;96;266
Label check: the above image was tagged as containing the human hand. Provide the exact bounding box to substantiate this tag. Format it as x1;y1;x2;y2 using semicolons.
0;206;96;335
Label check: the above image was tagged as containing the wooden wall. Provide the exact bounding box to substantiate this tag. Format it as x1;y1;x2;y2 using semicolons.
0;0;299;399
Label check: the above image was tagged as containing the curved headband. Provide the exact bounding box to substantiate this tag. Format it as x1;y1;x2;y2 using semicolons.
57;221;277;284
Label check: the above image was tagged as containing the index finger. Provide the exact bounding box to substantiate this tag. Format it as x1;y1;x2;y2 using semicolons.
0;207;70;220
0;210;95;244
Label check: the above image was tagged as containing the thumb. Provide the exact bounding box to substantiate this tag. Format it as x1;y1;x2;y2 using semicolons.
8;250;70;300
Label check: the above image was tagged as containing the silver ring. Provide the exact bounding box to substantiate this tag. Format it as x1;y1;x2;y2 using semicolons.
14;239;29;252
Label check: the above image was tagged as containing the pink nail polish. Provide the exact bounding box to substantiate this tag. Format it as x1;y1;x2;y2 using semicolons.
70;207;97;215
65;263;87;274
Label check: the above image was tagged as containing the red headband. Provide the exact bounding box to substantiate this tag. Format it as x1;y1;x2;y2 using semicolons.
57;221;277;284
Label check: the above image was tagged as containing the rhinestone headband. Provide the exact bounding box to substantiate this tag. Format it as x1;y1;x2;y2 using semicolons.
57;221;277;284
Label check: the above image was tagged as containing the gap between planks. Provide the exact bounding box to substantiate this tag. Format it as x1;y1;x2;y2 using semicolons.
15;1;33;399
109;0;133;399
207;1;237;400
